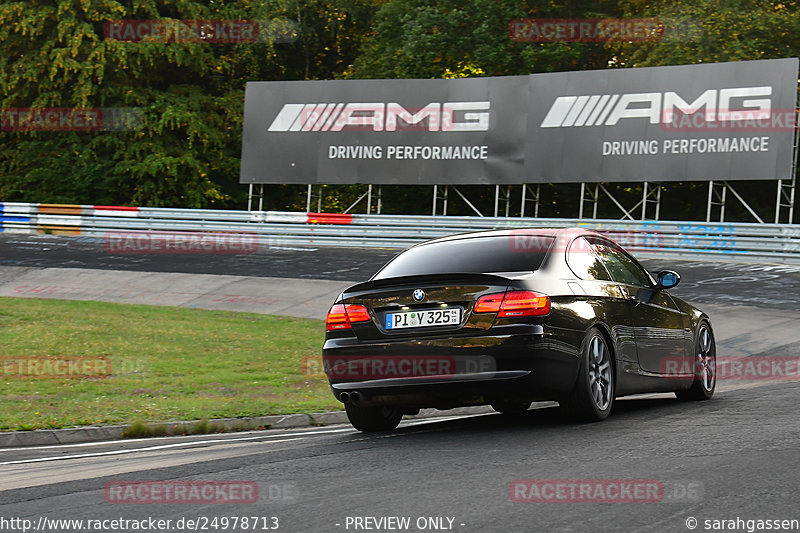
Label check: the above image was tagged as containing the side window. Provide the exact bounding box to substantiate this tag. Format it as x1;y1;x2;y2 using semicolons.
591;240;652;287
567;237;611;281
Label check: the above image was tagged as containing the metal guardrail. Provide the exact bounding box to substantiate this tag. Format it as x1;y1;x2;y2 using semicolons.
1;202;799;263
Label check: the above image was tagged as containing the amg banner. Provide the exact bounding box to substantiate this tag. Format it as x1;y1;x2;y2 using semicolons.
240;58;798;184
526;58;798;183
240;76;528;185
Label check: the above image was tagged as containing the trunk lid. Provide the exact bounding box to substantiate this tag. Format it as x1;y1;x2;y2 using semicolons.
339;273;512;340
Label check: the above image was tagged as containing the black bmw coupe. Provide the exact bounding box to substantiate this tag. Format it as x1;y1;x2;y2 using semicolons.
322;228;716;431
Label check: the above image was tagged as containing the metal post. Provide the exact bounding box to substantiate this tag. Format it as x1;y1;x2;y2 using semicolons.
367;184;372;214
432;185;437;216
443;185;449;216
654;184;661;220
776;176;798;224
494;185;499;217
520;184;540;218
775;110;799;223
306;184;312;213
578;183;600;219
707;181;728;222
720;184;726;222
376;186;383;215
641;182;662;220
258;185;264;211
521;184;527;217
248;183;253;211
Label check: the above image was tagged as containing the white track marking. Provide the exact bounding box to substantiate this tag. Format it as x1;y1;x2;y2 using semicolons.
0;437;308;465
0;425;356;454
0;415;486;466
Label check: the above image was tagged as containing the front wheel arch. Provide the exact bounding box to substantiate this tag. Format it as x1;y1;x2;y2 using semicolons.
676;319;716;401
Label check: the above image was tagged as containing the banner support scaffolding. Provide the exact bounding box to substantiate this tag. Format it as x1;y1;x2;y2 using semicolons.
775;108;799;224
432;186;484;216
520;184;540;218
707;181;765;223
247;184;264;212
494;185;512;217
642;182;662;220
579;183;600;220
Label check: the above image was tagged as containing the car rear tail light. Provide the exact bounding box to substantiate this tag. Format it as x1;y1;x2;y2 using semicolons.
498;290;550;317
474;290;550;317
326;304;371;331
344;304;371;323
474;293;504;313
326;304;349;331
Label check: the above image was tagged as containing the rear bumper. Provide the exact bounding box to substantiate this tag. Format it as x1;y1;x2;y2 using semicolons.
322;326;581;409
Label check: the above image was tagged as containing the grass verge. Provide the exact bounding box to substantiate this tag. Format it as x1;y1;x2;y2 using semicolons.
0;297;335;431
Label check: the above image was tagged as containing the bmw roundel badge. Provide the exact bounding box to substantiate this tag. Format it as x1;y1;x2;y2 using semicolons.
412;289;425;302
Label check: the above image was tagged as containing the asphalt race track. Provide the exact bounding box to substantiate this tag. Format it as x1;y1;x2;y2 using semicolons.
0;234;399;280
3;233;800;309
1;232;800;532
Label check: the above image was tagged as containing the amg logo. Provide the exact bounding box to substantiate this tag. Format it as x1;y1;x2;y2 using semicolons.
541;87;772;127
267;102;490;132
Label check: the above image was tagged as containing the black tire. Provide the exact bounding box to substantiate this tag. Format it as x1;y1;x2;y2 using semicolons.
345;404;403;432
491;400;532;414
560;327;615;422
675;321;716;401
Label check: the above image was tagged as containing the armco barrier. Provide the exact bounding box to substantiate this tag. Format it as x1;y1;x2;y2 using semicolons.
0;202;798;263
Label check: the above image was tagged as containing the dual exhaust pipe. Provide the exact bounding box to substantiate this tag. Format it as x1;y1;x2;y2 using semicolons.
339;391;363;405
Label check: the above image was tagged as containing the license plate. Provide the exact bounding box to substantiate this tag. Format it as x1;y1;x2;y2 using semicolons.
385;308;462;330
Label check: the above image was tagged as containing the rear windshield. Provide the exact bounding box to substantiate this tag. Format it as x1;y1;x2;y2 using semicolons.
373;235;554;279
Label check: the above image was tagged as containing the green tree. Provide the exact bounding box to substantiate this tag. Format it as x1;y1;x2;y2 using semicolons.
615;0;800;67
610;0;800;222
352;0;623;79
0;0;381;208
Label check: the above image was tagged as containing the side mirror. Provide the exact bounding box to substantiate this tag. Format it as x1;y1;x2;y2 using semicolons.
656;270;681;289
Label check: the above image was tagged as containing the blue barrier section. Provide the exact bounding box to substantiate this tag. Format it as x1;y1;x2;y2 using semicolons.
0;200;32;233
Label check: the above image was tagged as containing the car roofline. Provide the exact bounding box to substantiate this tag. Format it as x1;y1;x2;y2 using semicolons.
405;227;604;248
